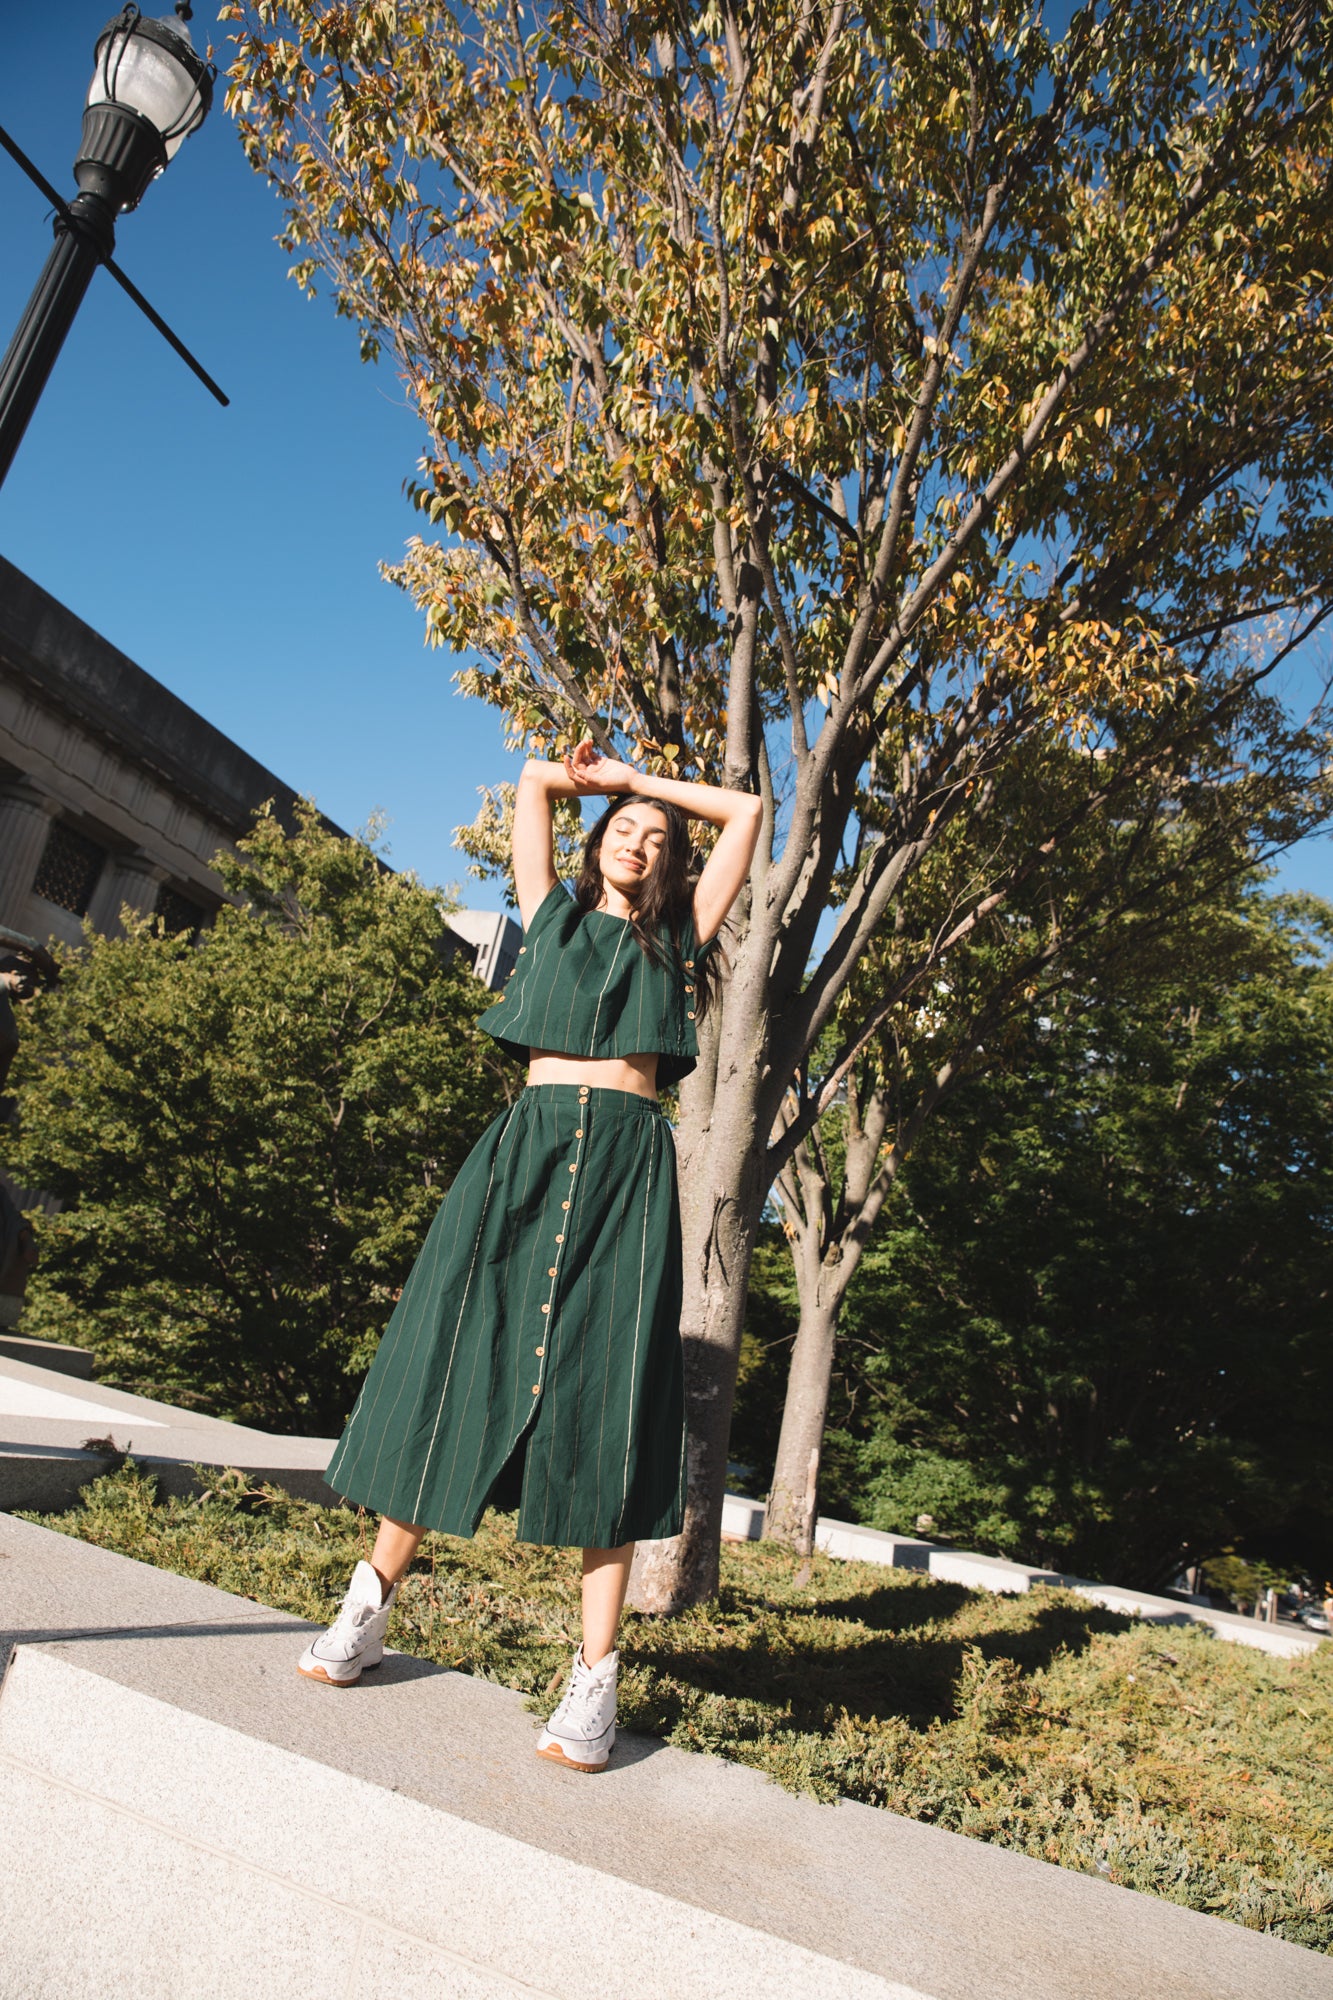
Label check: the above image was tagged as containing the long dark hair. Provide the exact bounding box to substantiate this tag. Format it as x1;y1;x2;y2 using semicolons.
575;795;720;1022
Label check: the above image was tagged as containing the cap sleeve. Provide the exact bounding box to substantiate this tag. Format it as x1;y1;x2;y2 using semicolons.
683;906;721;966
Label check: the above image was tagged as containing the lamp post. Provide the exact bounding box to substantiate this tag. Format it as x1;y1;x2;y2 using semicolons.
0;5;214;487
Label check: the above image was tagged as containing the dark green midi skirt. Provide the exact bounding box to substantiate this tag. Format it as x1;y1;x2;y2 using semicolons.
325;1083;687;1547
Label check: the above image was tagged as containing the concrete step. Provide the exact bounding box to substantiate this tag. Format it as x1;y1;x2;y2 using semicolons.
0;1332;94;1377
1;1512;1329;2000
0;1352;339;1512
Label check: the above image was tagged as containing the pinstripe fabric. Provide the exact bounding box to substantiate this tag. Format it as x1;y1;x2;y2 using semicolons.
478;882;711;1089
325;1085;686;1548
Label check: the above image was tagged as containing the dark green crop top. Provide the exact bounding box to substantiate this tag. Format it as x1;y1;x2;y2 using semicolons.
477;881;714;1088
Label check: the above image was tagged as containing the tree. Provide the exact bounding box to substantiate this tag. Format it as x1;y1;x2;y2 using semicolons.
8;808;507;1431
761;760;1283;1553
224;0;1333;1605
745;888;1333;1587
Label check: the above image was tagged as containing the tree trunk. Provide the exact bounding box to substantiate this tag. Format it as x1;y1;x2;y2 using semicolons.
761;1083;900;1558
763;1284;840;1554
627;971;768;1613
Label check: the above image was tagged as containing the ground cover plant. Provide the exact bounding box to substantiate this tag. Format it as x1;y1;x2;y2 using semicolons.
29;1462;1333;1955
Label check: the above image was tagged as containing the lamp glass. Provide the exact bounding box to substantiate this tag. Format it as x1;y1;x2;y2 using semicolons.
86;19;207;161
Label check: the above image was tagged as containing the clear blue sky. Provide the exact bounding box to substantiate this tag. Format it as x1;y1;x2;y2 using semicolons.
1;5;1330;906
0;2;525;902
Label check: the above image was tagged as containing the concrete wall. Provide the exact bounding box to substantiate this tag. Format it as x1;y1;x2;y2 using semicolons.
718;1495;1323;1662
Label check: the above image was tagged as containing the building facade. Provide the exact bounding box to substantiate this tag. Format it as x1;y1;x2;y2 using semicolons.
0;555;328;948
0;554;516;982
0;559;524;1327
445;906;521;991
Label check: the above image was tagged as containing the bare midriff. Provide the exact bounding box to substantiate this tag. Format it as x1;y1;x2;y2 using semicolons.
526;1048;660;1101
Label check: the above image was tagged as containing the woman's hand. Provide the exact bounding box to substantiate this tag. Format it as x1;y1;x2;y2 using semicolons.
562;738;639;797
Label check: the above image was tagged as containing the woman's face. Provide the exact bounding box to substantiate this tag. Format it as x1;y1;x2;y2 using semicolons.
599;802;670;898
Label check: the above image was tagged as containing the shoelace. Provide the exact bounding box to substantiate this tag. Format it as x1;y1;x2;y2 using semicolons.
324;1597;380;1650
556;1662;616;1737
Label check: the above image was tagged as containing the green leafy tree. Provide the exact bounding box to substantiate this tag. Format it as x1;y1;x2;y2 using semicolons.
8;808;508;1431
762;768;1287;1553
744;889;1333;1587
224;0;1333;1606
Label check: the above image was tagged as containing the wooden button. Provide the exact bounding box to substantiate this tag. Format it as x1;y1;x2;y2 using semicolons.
532;1384;540;1394
548;1266;557;1277
555;1233;563;1243
562;1200;570;1210
685;959;694;968
541;1302;551;1313
687;1011;695;1020
569;1163;577;1174
575;1128;583;1137
535;1345;545;1357
519;946;527;953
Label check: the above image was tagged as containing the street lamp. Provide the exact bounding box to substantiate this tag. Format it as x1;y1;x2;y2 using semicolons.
0;6;220;488
81;5;214;212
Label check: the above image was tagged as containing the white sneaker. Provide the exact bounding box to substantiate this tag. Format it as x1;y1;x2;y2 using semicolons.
297;1560;397;1686
536;1645;618;1772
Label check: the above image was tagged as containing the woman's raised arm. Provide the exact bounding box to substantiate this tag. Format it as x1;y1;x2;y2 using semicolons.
512;760;581;927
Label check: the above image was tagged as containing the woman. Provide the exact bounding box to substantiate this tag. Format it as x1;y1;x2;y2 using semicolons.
299;739;761;1772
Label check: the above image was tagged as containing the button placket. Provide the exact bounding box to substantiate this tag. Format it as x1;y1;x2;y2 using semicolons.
532;1091;591;1399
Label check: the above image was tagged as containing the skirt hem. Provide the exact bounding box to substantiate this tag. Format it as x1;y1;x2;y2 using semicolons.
323;1467;683;1550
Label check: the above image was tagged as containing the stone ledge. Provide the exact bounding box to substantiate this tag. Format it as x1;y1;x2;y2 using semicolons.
2;1512;1329;2000
0;1333;93;1378
0;1351;269;1433
723;1494;1323;1661
0;1353;339;1513
4;1372;1318;1662
0;1432;340;1514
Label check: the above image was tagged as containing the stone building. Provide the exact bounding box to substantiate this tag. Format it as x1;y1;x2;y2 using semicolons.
445;907;521;991
0;558;523;1331
0;554;517;978
0;554;332;948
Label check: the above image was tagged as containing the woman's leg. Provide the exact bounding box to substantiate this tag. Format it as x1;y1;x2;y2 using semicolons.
581;1541;635;1666
370;1515;426;1597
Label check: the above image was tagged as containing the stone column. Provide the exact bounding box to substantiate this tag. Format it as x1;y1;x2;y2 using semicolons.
0;784;55;936
87;852;168;938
